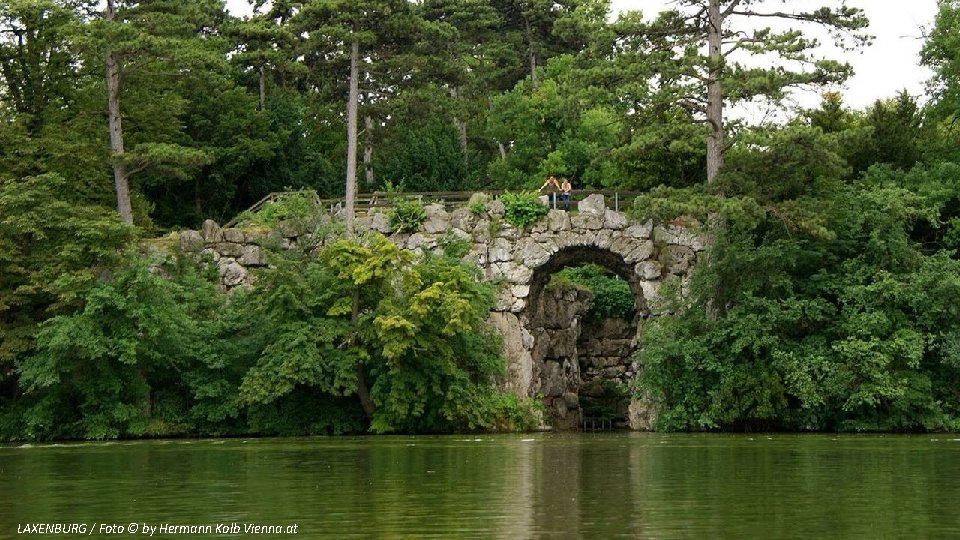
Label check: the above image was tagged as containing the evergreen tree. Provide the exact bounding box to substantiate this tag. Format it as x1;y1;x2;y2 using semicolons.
636;0;869;184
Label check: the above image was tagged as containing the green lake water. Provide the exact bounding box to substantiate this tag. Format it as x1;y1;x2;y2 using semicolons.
2;433;959;539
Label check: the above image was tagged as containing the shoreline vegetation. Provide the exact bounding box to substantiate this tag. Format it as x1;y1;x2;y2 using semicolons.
2;1;960;440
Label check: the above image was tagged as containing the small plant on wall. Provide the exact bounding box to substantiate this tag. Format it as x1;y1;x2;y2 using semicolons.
501;191;549;228
388;198;427;233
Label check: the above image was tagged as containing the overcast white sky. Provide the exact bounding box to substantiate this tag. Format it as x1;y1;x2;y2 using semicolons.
611;0;939;110
226;0;939;110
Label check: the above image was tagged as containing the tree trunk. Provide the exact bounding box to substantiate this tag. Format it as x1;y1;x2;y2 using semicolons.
345;40;359;237
525;20;537;86
498;142;507;160
105;0;132;225
258;65;266;111
450;87;468;167
363;115;374;186
705;0;724;185
352;288;375;419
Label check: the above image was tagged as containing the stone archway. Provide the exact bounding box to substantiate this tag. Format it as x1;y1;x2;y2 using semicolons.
178;193;707;429
523;246;650;431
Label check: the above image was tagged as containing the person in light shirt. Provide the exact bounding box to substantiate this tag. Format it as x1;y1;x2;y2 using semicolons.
540;175;560;207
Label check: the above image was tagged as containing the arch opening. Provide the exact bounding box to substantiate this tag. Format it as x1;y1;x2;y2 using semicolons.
524;246;648;431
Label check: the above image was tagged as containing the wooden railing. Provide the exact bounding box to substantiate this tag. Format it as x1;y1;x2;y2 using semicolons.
224;189;644;228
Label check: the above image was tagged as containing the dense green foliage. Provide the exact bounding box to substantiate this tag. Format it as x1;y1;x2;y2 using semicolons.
2;0;960;437
634;152;960;432
550;264;635;324
0;0;873;229
2;228;531;440
234;191;320;229
501;191;550;228
387;198;428;233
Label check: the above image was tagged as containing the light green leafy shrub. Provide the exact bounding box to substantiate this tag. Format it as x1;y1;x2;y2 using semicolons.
501;191;549;228
388;198;427;233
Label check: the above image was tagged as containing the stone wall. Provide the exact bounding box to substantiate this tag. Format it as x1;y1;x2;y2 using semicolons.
176;193;707;430
579;318;637;399
528;285;594;431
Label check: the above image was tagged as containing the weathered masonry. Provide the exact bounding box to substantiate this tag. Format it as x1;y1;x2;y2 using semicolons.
178;194;706;430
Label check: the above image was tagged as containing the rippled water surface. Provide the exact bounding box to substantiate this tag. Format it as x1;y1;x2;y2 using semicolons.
2;433;959;538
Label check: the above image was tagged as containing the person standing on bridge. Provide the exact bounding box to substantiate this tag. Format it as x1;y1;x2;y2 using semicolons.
560;178;572;211
540;175;560;208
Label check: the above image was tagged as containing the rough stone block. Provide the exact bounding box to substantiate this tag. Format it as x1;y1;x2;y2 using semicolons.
217;258;247;287
215;242;244;258
516;238;550;267
201;219;223;243
179;230;203;252
640;280;661;302
423;217;450;235
540;361;565;397
603;366;626;378
489;311;534;397
239;245;266;266
653;223;704;250
494;286;518;312
370;212;391;234
407;232;429;250
628;398;657;431
624;220;653;239
595;229;613;250
498;223;522;239
622;240;654;263
449;207;475;232
511;284;531;299
577;193;606;215
200;248;220;262
488;237;513;263
491;261;533;284
604;209;628;230
530;217;549;234
222;228;245;243
547;209;572;231
355;215;373;232
663;245;696;274
571;212;603;230
635;260;662;280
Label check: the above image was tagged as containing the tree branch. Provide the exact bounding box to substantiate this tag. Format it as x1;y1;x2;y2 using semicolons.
722;0;745;18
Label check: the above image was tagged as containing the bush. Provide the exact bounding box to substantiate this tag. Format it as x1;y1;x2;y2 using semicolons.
236;191;318;228
468;192;490;216
635;167;960;432
551;264;635;323
501;191;549;228
388;198;427;233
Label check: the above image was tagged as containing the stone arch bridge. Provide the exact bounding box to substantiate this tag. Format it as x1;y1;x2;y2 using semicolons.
178;194;706;430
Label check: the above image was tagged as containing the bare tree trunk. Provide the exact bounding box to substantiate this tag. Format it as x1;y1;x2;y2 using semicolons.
450;87;468;167
498;142;507;160
525;20;537;86
105;0;132;225
705;0;724;185
345;40;359;237
352;288;375;419
258;65;266;111
363;115;374;186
